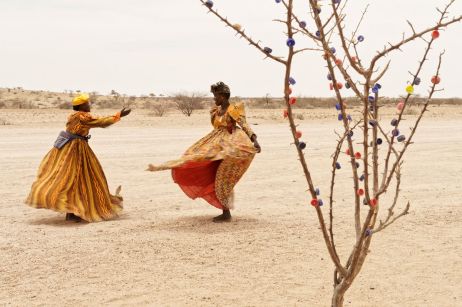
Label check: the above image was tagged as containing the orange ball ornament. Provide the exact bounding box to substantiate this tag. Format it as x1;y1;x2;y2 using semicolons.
289;97;297;105
431;75;441;84
295;130;302;139
431;30;440;39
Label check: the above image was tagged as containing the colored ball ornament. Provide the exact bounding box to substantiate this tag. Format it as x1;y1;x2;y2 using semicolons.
330;47;336;54
311;199;318;206
334;0;341;4
372;87;379;94
414;77;421;85
431;30;440;39
369;198;378;206
288;77;296;85
298;142;307;150
336;82;343;89
329;83;334;90
205;0;214;8
365;229;372;237
335;58;343;66
345;148;351;155
347;114;352;121
397;135;406;142
355;152;361;159
285;87;292;95
391;118;398;126
359;174;365;181
368;96;375;102
317;199;324;206
338;113;343;121
263;47;273;54
335;103;341;110
376;138;383;145
347;130;354;138
327;73;333;81
283;109;289;118
299;21;307;28
406;85;414;94
397;101;405;111
369;119;377;127
355;162;360;168
233;24;242;31
286;38;296;47
357;35;365;42
316;30;321;37
315;188;320;196
351;56;358;63
335;162;341;169
431;75;441;84
357;188;365;196
375;83;382;89
345;82;351;89
392;128;400;137
275;0;282;3
289;97;297;105
295;130;302;139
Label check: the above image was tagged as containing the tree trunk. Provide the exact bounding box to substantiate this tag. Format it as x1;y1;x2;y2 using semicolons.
331;282;350;307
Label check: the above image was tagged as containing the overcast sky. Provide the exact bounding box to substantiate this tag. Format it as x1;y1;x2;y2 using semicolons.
0;0;460;98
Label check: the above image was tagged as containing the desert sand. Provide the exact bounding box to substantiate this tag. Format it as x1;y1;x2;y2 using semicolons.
0;106;461;306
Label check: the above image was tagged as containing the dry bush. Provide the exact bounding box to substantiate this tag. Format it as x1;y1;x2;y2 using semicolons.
173;92;206;116
145;101;169;117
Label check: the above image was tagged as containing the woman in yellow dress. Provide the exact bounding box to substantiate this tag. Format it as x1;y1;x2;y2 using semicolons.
148;82;261;222
25;94;131;222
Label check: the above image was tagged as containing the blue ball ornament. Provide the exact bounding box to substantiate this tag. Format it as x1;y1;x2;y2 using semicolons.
414;77;421;85
335;162;341;169
338;114;343;121
299;21;307;28
315;188;320;196
298;142;307;150
359;174;365;181
391;118;398;126
358;35;365;42
288;77;296;85
316;30;321;37
372;87;379;94
392;128;400;137
355;162;360;168
330;47;336;54
397;135;406;142
286;38;296;47
347;130;354;138
263;47;273;54
375;83;382;89
368;96;375;102
376;138;383;145
275;0;282;3
335;103;341;110
205;0;214;8
347;114;352;121
317;199;324;206
369;119;377;127
334;0;341;4
327;73;333;81
345;82;351;89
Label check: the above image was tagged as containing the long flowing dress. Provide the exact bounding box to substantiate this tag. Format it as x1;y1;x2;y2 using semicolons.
25;111;124;222
149;102;257;209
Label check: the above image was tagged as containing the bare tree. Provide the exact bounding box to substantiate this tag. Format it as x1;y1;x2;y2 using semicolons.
199;0;461;306
173;92;206;117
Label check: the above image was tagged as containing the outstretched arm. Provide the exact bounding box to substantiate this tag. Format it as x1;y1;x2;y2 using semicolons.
81;108;131;128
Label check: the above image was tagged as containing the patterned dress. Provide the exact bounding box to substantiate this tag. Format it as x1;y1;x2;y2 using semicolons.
149;102;257;209
25;111;123;222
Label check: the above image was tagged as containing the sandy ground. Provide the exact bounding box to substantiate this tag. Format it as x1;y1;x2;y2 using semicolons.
0;107;461;306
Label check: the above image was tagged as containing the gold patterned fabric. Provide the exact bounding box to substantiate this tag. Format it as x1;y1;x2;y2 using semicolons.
149;102;256;209
25;111;123;222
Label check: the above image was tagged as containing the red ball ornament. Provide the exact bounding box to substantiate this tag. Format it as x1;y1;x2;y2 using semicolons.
431;30;440;39
351;56;358;63
431;75;441;84
289;97;297;105
345;148;350;155
357;189;364;196
336;82;343;90
335;58;343;66
354;152;361;159
397;101;405;111
283;109;289;118
369;198;378;206
311;199;318;206
295;131;302;138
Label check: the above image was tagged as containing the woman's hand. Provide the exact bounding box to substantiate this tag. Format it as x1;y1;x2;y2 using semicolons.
120;107;132;117
251;135;261;153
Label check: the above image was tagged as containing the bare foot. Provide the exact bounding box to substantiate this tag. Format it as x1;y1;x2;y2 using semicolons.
65;213;82;223
213;209;232;223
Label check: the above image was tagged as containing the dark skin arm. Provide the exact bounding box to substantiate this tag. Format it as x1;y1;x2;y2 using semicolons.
120;107;131;117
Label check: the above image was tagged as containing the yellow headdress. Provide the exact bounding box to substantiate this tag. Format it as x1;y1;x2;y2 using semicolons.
72;94;90;106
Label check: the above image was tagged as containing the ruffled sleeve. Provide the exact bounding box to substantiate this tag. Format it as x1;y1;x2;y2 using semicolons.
79;112;121;128
228;102;254;138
